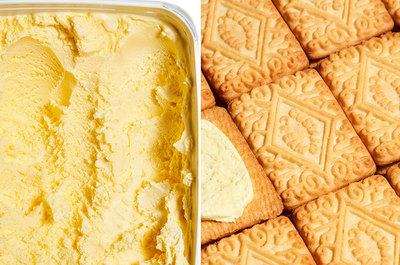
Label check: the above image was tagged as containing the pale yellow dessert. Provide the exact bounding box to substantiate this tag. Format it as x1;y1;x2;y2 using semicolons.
0;13;192;265
201;120;253;222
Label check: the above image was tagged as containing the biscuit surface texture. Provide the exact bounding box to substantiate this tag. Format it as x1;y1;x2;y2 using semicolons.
381;0;400;25
201;107;283;245
201;73;216;111
293;175;400;265
319;32;400;166
229;69;376;209
201;0;308;102
201;216;317;265
273;0;394;59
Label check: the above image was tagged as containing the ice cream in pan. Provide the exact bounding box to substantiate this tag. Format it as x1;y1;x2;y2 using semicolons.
0;12;193;264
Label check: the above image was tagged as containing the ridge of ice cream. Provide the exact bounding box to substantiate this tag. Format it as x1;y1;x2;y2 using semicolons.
0;12;192;265
201;119;253;222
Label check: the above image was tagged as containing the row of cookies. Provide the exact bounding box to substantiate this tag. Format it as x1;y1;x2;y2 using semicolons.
201;0;399;103
201;44;400;264
201;0;400;263
202;173;400;264
202;0;400;190
200;99;400;264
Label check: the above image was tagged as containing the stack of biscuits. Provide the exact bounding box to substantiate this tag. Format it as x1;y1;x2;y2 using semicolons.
201;0;400;264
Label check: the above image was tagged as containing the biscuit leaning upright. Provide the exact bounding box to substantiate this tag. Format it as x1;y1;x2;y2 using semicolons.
273;0;394;59
293;175;400;265
228;69;376;209
202;216;316;265
201;73;216;111
201;107;283;245
319;32;400;166
201;0;308;102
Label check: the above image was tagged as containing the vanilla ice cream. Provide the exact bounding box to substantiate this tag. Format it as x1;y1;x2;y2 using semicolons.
0;12;192;265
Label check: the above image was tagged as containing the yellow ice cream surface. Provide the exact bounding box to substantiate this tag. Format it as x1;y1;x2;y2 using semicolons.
0;13;192;265
201;120;253;222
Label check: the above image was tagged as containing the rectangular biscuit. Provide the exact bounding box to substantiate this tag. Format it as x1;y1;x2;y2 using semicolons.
201;216;317;265
201;106;283;245
319;32;400;166
228;69;376;209
201;73;216;111
292;175;400;265
201;0;308;102
273;0;394;59
381;0;400;25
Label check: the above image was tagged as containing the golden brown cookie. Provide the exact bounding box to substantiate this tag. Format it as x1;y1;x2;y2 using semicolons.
201;0;308;102
292;175;400;265
228;69;376;209
273;0;394;59
319;32;400;166
202;216;316;265
201;73;216;111
386;162;400;196
201;106;283;245
382;0;400;25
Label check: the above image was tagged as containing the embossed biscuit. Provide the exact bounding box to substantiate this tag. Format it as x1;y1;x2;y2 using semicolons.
293;175;400;265
201;106;283;245
273;0;394;59
382;0;400;25
386;162;400;196
202;216;317;265
201;0;309;102
228;69;376;209
201;73;216;111
319;32;400;166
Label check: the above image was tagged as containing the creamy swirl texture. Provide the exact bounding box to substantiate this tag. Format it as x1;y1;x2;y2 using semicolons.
0;12;192;265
